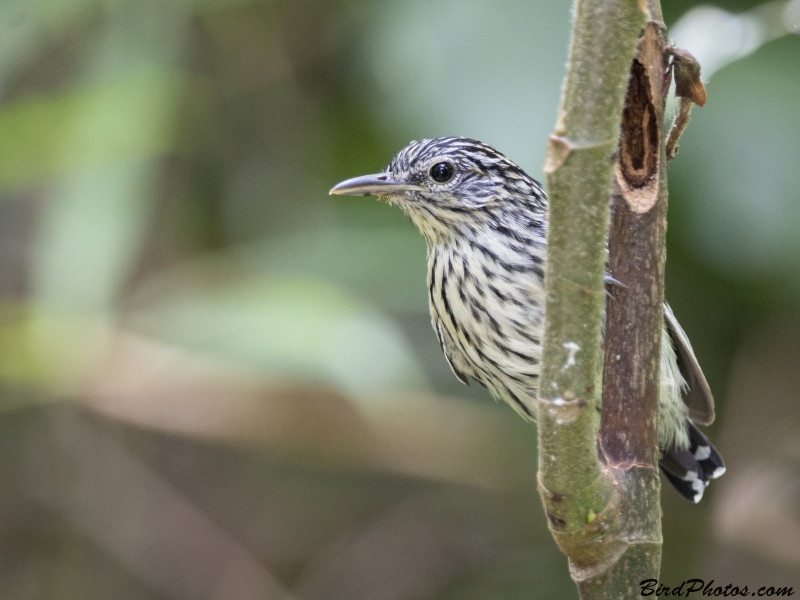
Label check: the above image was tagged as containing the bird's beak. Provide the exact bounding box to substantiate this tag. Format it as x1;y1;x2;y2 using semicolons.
329;173;423;197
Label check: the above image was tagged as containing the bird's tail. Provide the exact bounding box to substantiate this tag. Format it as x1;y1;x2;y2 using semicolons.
659;420;725;503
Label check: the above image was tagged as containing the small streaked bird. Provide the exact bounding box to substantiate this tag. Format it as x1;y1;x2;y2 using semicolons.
330;137;724;502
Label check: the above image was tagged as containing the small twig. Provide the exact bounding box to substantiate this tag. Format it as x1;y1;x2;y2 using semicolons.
665;48;707;161
666;96;694;161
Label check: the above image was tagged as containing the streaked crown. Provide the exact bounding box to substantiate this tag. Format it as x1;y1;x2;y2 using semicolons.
331;137;547;243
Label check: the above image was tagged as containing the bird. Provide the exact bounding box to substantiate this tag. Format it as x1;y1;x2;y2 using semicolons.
330;136;725;503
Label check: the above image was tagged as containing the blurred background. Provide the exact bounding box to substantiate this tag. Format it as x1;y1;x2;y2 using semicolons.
0;0;798;597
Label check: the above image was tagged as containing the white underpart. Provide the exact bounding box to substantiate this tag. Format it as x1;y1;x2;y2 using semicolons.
422;206;691;450
427;227;545;421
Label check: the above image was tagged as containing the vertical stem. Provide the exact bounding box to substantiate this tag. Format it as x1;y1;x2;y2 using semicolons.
593;15;672;593
539;0;647;590
601;24;670;468
540;0;674;596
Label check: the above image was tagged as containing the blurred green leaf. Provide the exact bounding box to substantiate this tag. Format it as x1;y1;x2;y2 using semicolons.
670;2;798;79
0;305;113;396
0;0;100;92
0;70;185;192
363;0;570;177
243;227;428;313
671;36;800;289
33;160;163;311
128;274;430;395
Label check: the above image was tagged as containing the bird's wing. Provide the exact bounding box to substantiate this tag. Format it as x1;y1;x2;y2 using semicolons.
664;303;715;425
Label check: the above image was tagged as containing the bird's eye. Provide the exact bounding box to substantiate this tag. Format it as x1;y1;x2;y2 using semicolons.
429;162;455;183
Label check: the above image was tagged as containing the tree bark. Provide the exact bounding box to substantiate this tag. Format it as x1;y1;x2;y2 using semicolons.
593;12;671;594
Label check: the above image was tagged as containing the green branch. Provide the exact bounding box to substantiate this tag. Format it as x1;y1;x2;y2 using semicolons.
538;0;668;595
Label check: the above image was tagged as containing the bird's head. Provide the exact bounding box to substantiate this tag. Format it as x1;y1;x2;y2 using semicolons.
330;137;546;243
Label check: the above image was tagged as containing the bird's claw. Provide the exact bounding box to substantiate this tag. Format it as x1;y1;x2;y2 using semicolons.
604;274;627;288
604;274;627;299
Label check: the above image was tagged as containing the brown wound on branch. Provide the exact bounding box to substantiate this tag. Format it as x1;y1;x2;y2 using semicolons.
543;135;572;174
616;59;660;213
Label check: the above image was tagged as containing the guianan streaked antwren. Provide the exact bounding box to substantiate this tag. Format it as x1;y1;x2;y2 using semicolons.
330;136;725;502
